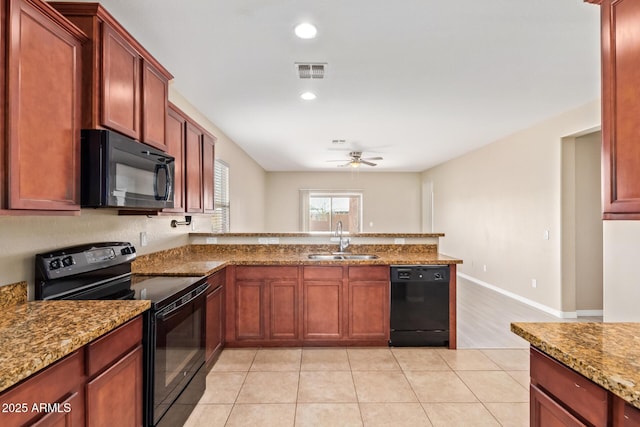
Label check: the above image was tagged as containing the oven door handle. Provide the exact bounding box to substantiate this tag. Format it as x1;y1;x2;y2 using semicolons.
157;283;210;320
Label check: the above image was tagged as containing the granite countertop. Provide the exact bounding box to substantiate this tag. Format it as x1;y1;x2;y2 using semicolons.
133;246;462;277
511;322;640;409
0;300;150;393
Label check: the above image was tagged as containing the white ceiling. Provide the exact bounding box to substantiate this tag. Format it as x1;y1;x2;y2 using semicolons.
70;0;600;172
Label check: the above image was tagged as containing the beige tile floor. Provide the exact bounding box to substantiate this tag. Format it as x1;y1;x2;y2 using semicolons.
184;347;530;427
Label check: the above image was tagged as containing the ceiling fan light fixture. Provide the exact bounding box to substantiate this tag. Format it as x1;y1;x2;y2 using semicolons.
300;91;317;101
350;161;360;168
294;23;317;39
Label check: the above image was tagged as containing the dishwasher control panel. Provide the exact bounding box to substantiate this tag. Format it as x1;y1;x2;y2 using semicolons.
391;266;450;282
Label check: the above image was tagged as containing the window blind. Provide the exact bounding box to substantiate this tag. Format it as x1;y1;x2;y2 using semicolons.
212;159;229;232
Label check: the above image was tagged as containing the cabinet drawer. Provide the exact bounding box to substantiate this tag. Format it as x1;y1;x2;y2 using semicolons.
348;266;389;281
86;316;142;377
303;266;343;280
0;350;84;427
236;266;298;280
530;348;608;426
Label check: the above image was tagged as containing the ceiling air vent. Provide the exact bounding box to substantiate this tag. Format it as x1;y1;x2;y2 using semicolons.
295;62;326;79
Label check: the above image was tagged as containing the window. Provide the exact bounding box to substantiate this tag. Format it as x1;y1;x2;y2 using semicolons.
212;160;229;232
300;190;363;233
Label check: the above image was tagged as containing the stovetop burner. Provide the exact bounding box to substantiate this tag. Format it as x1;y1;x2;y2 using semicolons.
34;242;205;310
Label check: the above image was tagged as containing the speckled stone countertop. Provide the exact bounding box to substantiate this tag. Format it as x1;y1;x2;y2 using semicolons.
0;300;150;393
133;244;462;276
511;322;640;409
190;232;445;238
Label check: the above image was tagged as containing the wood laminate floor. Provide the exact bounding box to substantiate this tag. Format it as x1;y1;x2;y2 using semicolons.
185;276;602;426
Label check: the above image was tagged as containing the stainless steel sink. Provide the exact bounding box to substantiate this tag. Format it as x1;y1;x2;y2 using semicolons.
307;254;379;260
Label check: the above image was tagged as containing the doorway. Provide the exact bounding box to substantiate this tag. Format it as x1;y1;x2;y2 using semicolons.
561;130;603;317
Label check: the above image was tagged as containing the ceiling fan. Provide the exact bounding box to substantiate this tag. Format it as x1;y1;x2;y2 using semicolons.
327;151;383;168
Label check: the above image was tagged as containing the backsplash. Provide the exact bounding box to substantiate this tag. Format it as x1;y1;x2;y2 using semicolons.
0;210;212;299
0;282;27;308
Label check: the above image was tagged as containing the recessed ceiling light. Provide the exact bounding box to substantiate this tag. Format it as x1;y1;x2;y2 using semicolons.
294;23;317;39
300;92;317;100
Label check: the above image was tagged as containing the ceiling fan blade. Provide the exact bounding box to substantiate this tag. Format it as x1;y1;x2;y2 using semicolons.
362;156;383;161
360;160;377;166
326;159;350;162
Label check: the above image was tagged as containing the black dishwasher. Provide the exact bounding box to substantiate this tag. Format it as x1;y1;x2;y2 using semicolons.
390;265;450;346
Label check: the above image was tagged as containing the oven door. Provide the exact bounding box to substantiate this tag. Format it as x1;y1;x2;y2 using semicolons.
150;283;208;426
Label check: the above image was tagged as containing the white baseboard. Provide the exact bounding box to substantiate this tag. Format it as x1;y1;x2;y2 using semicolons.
576;309;604;317
457;272;579;319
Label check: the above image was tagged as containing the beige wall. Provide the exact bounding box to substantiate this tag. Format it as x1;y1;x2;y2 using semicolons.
168;87;267;232
603;221;640;321
0;210;196;298
264;172;422;232
421;100;600;316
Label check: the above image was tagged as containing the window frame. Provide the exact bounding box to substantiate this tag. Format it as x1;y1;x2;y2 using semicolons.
300;189;364;233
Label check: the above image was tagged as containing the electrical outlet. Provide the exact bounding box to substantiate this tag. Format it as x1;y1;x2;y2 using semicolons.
543;230;550;240
532;279;537;288
258;238;269;244
268;238;280;244
394;238;405;244
483;264;487;272
140;232;148;247
205;237;217;244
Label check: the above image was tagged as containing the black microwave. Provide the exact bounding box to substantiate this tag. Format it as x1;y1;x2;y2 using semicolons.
81;129;175;209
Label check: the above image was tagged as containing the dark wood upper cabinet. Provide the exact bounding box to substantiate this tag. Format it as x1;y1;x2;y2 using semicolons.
164;105;187;213
49;2;173;151
185;122;204;213
1;0;85;213
165;103;216;215
594;0;640;219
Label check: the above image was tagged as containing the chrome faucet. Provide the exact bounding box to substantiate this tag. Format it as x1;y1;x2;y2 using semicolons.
335;220;350;253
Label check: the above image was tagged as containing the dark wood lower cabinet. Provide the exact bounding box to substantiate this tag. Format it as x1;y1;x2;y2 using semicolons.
531;383;587;427
347;266;389;340
232;266;299;344
227;265;391;346
302;266;344;341
529;346;640;427
206;273;225;368
0;316;143;427
85;345;143;427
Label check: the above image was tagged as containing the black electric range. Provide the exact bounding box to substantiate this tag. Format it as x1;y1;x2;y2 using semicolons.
34;242;208;427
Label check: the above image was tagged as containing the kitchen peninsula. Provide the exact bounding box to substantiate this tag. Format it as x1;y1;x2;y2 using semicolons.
511;322;640;426
132;233;462;350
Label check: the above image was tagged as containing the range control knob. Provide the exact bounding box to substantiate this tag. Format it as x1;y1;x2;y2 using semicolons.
49;259;61;270
61;256;75;267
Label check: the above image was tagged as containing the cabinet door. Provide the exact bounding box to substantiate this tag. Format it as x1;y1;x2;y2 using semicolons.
347;266;389;340
141;60;168;150
348;280;389;340
269;280;298;340
185;122;203;213
601;0;640;218
531;384;587;427
30;391;82;427
206;285;224;363
101;23;140;140
235;280;264;340
302;267;344;340
86;345;143;427
165;106;186;212
7;0;82;210
202;133;216;213
0;350;84;427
